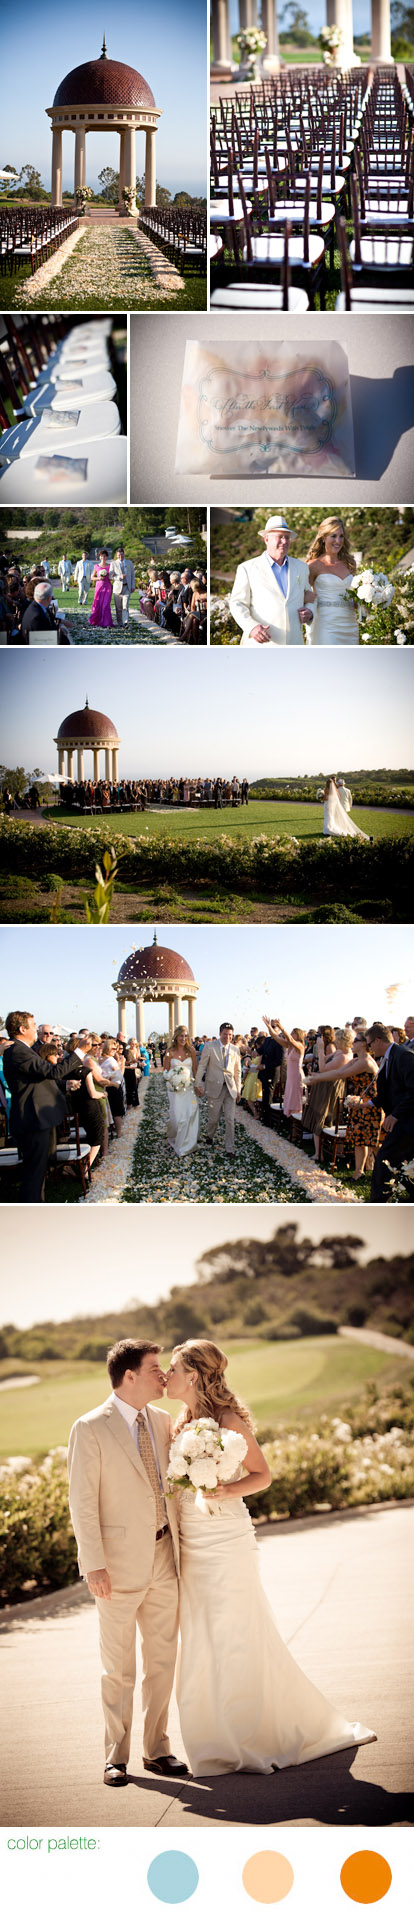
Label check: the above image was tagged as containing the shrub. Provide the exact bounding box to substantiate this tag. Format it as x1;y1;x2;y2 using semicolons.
0;1451;77;1603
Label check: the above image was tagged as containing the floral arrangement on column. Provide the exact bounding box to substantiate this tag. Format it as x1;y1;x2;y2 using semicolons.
122;186;136;214
75;185;93;213
319;23;344;64
236;26;267;77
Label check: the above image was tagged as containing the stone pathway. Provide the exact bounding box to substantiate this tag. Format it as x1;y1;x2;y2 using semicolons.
15;222;185;308
85;1079;149;1204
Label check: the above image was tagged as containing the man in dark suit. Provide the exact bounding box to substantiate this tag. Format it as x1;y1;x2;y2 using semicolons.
21;583;71;646
366;1022;414;1202
3;1011;84;1203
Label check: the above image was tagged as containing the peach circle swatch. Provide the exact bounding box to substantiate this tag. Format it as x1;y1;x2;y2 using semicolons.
242;1852;294;1904
340;1852;392;1904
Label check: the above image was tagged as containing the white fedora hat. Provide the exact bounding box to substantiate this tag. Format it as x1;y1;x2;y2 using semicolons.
260;515;296;537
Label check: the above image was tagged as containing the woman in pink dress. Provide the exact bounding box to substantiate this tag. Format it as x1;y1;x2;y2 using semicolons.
264;1016;305;1119
88;548;113;629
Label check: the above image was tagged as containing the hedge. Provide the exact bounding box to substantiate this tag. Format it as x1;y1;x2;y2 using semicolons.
0;819;412;911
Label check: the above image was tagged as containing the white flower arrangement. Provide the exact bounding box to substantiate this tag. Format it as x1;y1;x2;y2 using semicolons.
236;27;267;56
320;24;343;46
167;1417;248;1510
168;1062;191;1094
347;569;395;609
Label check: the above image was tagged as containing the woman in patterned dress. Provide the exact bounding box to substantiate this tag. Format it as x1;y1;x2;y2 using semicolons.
313;1031;382;1180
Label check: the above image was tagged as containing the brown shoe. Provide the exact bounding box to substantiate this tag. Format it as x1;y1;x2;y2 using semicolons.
104;1763;128;1786
143;1754;189;1777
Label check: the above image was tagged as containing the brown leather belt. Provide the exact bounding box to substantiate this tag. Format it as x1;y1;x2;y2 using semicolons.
156;1525;169;1540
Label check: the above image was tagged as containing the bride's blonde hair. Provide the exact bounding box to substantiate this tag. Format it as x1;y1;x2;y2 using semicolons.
306;517;355;571
172;1338;254;1435
170;1025;192;1054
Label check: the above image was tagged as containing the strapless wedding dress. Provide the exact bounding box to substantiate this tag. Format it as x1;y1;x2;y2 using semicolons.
165;1058;199;1157
176;1489;375;1776
323;787;370;841
312;574;358;647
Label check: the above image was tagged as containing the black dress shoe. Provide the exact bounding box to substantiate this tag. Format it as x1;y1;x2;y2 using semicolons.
143;1754;189;1777
104;1763;128;1786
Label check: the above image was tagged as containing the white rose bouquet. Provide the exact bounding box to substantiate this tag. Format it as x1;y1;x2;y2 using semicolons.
168;1063;191;1094
346;569;394;611
167;1417;248;1512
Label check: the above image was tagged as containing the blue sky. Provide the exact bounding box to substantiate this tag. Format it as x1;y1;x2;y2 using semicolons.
1;1203;411;1327
0;649;412;780
1;922;412;1041
228;0;372;37
1;1;207;196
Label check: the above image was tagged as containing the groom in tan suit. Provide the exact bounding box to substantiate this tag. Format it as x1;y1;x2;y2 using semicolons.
68;1339;188;1787
195;1021;241;1154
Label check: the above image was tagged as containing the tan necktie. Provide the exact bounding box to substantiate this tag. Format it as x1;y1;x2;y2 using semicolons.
136;1412;165;1529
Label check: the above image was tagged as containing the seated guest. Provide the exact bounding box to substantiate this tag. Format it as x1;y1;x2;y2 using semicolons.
3;1010;84;1202
21;582;72;646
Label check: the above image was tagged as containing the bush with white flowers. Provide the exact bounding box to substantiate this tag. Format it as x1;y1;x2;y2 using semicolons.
167;1417;248;1507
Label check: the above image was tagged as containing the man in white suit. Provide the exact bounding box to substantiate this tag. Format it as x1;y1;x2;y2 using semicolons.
336;777;353;813
110;545;136;627
74;551;92;606
68;1338;188;1788
58;553;72;593
229;515;314;647
195;1021;241;1154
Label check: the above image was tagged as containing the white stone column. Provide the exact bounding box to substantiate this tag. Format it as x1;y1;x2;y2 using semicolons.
145;128;156;207
168;1001;174;1041
105;748;111;779
125;125;137;209
326;0;353;64
119;131;126;208
93;748;99;780
77;748;84;780
371;0;393;59
173;994;182;1030
67;747;74;780
135;998;145;1043
261;0;280;61
118;999;127;1038
58;747;65;776
51;127;62;207
240;0;258;24
212;0;231;65
74;127;86;195
112;748;118;781
188;997;196;1040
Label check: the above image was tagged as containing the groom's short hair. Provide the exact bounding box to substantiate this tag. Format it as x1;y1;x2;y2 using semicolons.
219;1021;233;1033
107;1338;161;1387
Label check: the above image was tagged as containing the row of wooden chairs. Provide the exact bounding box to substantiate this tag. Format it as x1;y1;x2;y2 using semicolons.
138;205;207;274
0;207;79;276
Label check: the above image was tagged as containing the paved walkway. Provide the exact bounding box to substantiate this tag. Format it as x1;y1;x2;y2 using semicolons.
16;224;184;308
1;1505;412;1827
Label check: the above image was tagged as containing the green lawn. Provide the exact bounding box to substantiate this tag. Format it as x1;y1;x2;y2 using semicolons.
0;1337;408;1458
45;799;413;845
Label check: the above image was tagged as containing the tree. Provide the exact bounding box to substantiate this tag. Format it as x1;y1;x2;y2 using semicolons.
98;167;119;204
279;2;314;40
15;164;46;199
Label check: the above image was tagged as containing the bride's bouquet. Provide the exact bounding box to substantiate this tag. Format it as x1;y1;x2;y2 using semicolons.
346;570;394;639
167;1417;248;1512
168;1064;190;1094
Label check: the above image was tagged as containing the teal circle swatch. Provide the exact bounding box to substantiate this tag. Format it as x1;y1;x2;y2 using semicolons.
147;1852;199;1904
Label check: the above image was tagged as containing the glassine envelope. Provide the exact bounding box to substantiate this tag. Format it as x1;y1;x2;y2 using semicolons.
175;339;355;478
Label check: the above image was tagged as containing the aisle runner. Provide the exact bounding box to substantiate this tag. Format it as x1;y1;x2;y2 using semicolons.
85;1077;149;1205
235;1103;362;1203
16;224;184;308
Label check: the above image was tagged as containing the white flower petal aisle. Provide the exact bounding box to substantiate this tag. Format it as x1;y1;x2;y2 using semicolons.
85;1078;149;1205
235;1104;363;1204
15;224;184;311
116;1071;362;1205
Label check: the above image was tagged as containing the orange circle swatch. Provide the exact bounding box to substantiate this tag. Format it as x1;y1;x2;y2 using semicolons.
340;1852;392;1904
242;1851;294;1904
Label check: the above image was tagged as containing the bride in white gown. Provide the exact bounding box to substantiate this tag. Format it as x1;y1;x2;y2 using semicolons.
307;516;359;647
163;1025;199;1157
323;779;370;842
166;1339;375;1777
